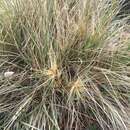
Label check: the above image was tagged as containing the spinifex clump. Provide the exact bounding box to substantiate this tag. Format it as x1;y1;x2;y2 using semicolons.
0;0;130;130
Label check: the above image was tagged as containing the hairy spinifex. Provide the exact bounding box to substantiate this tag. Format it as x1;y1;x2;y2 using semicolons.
0;0;130;130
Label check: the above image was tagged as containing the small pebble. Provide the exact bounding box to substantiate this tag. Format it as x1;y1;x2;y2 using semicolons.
4;71;14;78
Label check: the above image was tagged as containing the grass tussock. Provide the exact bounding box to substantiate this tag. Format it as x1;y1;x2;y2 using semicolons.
0;0;130;130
